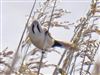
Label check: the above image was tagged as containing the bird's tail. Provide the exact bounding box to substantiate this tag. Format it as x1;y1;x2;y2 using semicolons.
52;40;63;47
52;40;77;50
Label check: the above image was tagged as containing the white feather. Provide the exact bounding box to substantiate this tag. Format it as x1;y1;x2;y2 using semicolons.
28;20;54;49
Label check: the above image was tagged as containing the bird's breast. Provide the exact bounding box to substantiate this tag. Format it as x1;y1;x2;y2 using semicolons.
28;29;54;49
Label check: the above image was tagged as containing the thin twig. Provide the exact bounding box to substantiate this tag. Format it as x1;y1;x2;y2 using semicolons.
70;53;79;75
7;0;37;75
85;43;99;75
37;0;57;75
37;51;45;75
47;0;57;32
19;43;30;71
80;53;86;75
53;3;93;75
53;49;68;75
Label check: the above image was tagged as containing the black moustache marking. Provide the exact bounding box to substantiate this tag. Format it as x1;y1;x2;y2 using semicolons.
32;24;35;33
37;24;41;33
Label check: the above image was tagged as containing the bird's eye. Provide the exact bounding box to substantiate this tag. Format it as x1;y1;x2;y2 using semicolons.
32;24;35;33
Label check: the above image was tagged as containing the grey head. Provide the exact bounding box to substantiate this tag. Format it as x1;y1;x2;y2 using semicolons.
31;20;42;33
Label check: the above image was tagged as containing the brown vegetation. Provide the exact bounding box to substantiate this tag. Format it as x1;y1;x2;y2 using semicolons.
0;0;100;75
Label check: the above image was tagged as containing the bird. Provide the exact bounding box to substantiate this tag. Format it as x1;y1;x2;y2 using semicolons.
28;20;77;50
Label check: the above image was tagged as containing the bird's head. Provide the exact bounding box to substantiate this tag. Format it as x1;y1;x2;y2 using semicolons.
30;20;42;33
31;20;40;27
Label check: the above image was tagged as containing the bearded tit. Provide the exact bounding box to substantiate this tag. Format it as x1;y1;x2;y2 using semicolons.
28;20;77;50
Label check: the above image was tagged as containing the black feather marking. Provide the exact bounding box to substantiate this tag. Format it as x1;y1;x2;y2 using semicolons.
32;24;35;33
52;40;63;47
37;24;41;33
